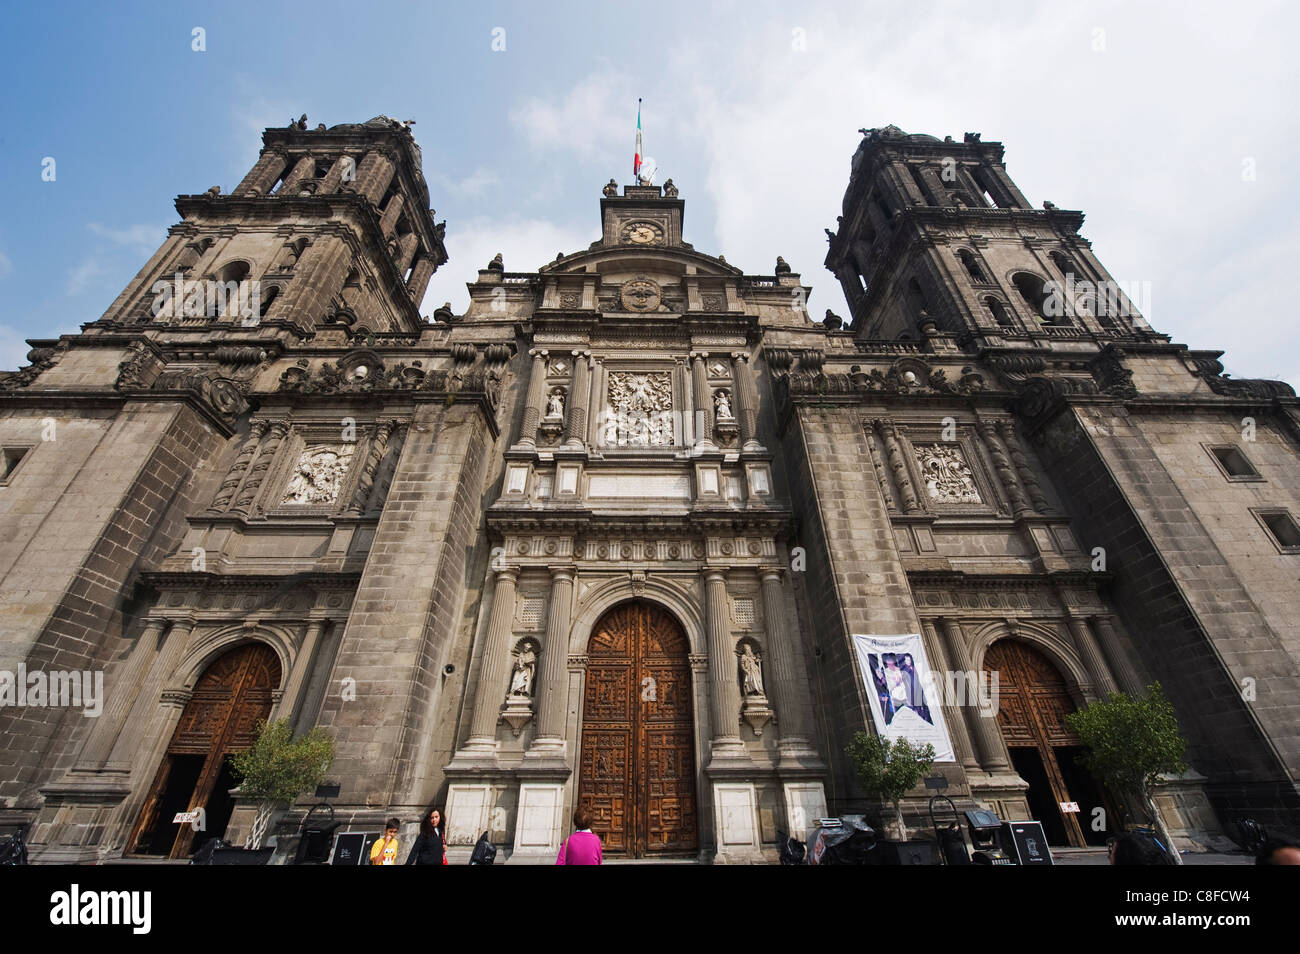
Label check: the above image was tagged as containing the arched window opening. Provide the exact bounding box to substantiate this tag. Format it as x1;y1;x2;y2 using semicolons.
959;249;987;283
985;296;1013;327
1012;272;1063;325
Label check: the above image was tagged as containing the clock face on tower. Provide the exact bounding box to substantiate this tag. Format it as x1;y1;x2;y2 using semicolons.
623;221;664;245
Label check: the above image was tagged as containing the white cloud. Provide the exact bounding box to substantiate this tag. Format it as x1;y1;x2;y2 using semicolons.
66;256;111;296
0;248;12;279
503;1;1300;385
421;217;593;316
87;222;168;257
429;167;503;200
0;324;29;371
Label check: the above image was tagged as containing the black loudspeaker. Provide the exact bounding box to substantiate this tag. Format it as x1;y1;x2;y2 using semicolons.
873;841;938;865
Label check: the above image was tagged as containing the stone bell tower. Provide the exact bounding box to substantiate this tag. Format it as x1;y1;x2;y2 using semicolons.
825;125;1156;345
96;114;447;335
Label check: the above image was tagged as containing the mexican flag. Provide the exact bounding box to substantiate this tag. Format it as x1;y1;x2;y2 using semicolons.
634;98;642;181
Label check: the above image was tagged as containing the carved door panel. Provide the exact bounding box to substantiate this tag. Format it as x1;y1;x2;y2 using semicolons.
985;639;1088;847
130;642;281;858
579;602;697;857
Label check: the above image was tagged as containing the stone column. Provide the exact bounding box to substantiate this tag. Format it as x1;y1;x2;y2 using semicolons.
207;420;267;513
978;420;1032;515
276;620;327;723
920;619;980;774
874;419;920;513
997;420;1050;512
533;567;575;748
378;193;405;238
351;150;396;203
691;352;714;449
231;420;288;515
318;155;351;195
236;150;288;195
732;353;762;452
406;255;436;303
836;263;867;317
867;426;896;511
705;569;745;759
77;618;169;768
348;419;397;514
364;423;406;512
1088;615;1144;695
466;567;520;748
104;617;196;769
759;569;813;756
937;617;1009;772
1065;616;1118;698
279;155;317;194
518;349;548;449
395;234;419;274
564;351;590;448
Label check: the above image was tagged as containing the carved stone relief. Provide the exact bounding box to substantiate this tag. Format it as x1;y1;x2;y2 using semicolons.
914;443;981;504
281;445;355;504
606;371;674;446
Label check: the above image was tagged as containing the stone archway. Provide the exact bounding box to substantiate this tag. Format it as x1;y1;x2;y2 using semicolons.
984;639;1113;847
127;642;281;858
576;601;699;858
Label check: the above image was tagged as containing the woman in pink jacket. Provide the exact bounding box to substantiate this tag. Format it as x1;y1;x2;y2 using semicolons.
556;806;603;865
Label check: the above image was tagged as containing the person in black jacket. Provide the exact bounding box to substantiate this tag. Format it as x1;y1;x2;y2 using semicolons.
405;808;446;865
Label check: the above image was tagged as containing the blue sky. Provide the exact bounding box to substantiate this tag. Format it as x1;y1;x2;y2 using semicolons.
2;1;1297;384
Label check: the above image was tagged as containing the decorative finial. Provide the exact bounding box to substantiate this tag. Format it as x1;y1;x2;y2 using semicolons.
775;256;791;275
663;178;678;198
1043;200;1057;210
603;178;618;197
205;185;221;197
823;309;843;330
487;252;504;271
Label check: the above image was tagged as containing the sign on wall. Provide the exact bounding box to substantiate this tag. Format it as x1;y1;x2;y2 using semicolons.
852;633;956;762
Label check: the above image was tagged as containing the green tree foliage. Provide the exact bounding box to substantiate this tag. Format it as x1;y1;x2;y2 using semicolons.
1066;682;1188;864
1065;682;1186;796
228;719;334;849
846;732;936;839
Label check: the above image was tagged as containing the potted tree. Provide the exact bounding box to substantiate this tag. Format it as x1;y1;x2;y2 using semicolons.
846;732;936;842
227;719;335;862
1065;682;1188;865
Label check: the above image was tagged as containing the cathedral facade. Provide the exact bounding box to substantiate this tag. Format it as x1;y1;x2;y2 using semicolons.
1;118;1297;862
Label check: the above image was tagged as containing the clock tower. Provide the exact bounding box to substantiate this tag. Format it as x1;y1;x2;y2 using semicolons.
600;181;685;249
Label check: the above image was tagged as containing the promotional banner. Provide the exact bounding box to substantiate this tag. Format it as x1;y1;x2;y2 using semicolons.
852;633;956;762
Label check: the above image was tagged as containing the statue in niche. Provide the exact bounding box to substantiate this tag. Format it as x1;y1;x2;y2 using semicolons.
739;644;765;696
714;389;733;420
509;644;537;697
546;388;565;419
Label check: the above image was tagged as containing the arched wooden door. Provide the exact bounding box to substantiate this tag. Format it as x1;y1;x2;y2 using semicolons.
578;602;698;857
129;642;281;858
984;639;1111;847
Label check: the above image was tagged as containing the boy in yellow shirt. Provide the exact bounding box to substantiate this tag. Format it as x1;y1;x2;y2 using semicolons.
369;818;401;865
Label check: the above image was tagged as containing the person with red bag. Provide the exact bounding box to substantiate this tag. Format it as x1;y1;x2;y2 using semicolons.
405;807;447;865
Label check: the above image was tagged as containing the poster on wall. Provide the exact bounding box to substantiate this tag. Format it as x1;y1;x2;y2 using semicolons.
852;633;956;762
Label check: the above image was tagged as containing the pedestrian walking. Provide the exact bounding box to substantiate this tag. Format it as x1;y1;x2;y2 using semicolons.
406;807;448;865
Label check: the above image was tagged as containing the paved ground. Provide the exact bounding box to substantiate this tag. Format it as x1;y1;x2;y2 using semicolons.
1052;848;1253;865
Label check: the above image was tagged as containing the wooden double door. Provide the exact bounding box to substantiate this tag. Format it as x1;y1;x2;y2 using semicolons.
577;602;699;857
129;643;281;858
984;639;1113;847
